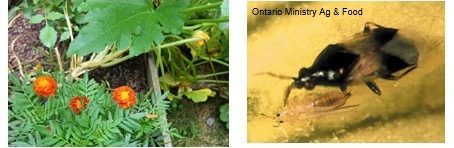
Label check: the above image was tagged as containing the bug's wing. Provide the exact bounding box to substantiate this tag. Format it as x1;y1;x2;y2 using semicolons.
370;26;399;46
311;44;359;71
370;24;418;65
380;32;419;66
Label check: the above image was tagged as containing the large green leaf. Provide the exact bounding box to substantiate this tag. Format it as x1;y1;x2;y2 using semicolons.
67;0;189;57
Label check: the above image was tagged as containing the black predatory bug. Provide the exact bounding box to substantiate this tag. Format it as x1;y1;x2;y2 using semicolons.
260;22;419;106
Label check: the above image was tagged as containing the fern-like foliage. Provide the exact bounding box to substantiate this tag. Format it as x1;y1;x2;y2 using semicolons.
8;73;172;146
67;0;189;57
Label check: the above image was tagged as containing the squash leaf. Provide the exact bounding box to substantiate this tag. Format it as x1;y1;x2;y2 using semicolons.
67;0;189;57
185;88;216;103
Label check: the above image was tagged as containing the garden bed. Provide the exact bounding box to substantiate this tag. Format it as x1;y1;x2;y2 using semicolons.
8;0;229;146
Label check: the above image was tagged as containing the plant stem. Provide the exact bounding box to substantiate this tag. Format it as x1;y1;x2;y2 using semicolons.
183;23;218;30
183;2;222;14
54;47;64;73
8;12;22;28
197;79;229;84
200;56;229;67
196;71;229;79
11;36;25;78
64;0;74;41
166;34;184;40
186;17;229;25
100;37;202;69
159;37;201;48
100;55;132;67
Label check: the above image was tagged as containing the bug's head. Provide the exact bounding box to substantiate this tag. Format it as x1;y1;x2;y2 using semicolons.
293;68;316;90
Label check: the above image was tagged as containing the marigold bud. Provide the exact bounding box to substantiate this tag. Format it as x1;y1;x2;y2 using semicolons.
69;96;89;114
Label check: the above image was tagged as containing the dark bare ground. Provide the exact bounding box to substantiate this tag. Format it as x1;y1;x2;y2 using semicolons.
89;56;149;92
168;98;229;147
8;8;229;146
8;16;49;77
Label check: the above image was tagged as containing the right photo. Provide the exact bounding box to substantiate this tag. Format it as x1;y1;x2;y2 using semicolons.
247;1;445;143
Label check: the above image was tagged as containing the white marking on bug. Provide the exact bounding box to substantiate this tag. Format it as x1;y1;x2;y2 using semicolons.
301;77;310;82
328;70;336;80
312;71;324;77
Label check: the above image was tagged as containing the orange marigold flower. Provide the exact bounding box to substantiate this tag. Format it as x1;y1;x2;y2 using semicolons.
33;75;57;97
112;86;136;109
69;96;89;114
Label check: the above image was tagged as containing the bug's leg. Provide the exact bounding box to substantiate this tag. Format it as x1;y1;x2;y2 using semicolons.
283;83;295;106
339;78;353;93
364;80;382;95
365;22;385;29
339;83;348;93
381;64;417;80
363;23;371;33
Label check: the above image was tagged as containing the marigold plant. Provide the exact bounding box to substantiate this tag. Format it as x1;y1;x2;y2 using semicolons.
69;96;89;114
112;86;137;109
33;75;57;97
9;73;173;146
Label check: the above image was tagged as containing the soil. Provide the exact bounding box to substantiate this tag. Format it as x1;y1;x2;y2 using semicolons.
8;5;229;147
8;16;48;77
89;56;149;92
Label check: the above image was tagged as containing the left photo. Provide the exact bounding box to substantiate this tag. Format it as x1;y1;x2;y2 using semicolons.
8;0;229;147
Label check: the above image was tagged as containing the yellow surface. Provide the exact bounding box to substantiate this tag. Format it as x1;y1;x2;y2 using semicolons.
247;1;444;143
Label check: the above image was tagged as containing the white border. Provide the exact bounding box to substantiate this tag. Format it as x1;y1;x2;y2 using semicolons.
230;0;248;147
2;0;453;147
2;0;9;147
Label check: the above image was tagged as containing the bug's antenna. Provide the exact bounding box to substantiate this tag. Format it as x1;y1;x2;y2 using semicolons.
283;82;295;106
255;72;294;80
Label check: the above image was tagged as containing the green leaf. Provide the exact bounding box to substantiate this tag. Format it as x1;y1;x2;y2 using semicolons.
221;0;229;17
118;123;133;133
29;14;45;24
184;88;216;103
42;138;60;146
159;73;179;86
124;133;131;144
11;141;32;147
129;113;145;120
108;141;124;147
35;125;51;136
27;133;36;145
8;120;22;127
54;141;67;147
220;103;229;129
47;11;64;20
67;0;189;57
8;7;20;22
60;31;71;41
219;103;229;122
39;25;57;48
